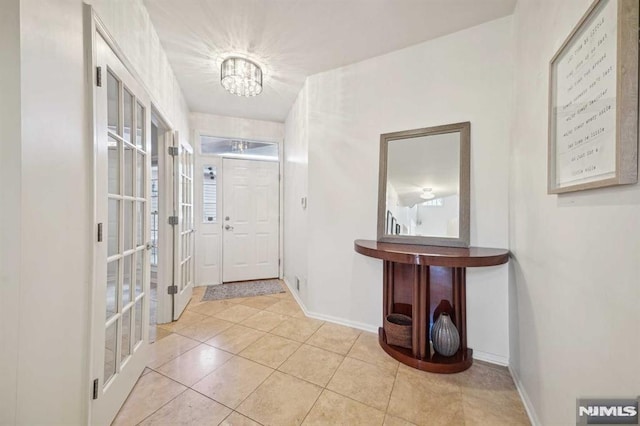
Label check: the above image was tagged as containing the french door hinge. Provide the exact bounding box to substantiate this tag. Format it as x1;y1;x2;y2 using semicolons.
278;258;281;266
168;285;178;295
97;223;103;242
168;146;179;156
92;378;99;400
96;67;102;87
168;216;179;225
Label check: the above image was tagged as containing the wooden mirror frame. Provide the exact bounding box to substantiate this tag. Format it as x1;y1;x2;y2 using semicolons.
377;121;470;247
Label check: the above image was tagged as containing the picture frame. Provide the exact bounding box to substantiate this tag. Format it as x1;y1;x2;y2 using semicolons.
386;210;393;235
548;0;638;194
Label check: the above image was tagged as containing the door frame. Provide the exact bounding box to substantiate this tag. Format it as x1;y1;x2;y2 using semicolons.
171;131;196;319
193;129;284;285
150;110;174;325
84;5;182;423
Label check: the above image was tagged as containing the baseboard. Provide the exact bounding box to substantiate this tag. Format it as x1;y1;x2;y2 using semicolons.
473;350;509;366
282;277;378;334
509;365;541;426
304;311;379;334
283;278;513;369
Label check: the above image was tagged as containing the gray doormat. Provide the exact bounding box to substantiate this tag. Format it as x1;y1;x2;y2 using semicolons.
202;279;285;301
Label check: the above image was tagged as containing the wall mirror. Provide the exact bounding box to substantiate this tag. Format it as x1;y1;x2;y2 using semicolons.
377;122;470;247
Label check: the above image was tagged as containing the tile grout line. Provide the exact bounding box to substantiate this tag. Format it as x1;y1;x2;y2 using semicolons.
206;295;318;424
384;360;402;419
146;291;429;425
298;384;325;425
129;378;189;426
231;367;278;422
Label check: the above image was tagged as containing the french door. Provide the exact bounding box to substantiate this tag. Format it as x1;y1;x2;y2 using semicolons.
91;34;151;425
172;132;195;319
222;159;279;282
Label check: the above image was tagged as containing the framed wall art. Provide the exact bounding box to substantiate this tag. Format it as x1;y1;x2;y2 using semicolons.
548;0;638;194
386;210;393;234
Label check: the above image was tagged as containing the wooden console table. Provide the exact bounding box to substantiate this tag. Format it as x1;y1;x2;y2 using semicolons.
354;239;509;373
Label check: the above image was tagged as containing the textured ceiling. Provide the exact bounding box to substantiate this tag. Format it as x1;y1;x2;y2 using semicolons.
144;0;516;122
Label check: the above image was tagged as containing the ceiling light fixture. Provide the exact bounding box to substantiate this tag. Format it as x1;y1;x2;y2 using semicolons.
220;57;263;97
420;188;436;200
231;140;248;153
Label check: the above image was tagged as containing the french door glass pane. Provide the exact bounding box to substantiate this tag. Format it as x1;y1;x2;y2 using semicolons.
108;199;119;257
135;252;143;296
124;145;134;197
124;201;133;251
107;71;118;133
137;153;145;198
136;102;144;149
122;255;132;306
182;263;186;291
136;202;144;247
108;137;119;194
121;308;131;362
123;88;133;143
104;321;117;386
106;260;118;320
134;299;143;345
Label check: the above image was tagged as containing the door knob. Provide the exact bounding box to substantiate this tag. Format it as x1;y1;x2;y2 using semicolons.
225;225;234;231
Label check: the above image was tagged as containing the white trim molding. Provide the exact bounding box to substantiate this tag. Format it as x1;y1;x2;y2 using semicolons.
509;366;541;426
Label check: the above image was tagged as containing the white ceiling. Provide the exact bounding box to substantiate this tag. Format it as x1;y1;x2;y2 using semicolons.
144;0;516;122
387;133;460;208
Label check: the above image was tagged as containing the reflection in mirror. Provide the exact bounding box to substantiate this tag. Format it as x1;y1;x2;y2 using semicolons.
378;122;470;247
386;133;460;238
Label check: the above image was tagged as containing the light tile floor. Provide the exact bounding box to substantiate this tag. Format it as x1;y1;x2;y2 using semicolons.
113;284;530;426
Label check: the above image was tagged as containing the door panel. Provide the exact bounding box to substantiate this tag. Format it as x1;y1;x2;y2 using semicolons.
172;132;195;320
92;34;151;426
223;159;279;282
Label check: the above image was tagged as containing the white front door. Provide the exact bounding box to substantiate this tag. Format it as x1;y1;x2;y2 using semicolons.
172;132;195;319
91;34;151;425
196;157;222;285
222;159;279;282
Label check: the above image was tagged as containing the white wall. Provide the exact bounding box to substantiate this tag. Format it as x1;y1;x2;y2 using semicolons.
285;16;514;359
0;0;22;423
91;0;190;136
3;0;191;423
416;195;459;238
14;0;92;422
509;1;640;424
283;82;310;298
191;112;284;144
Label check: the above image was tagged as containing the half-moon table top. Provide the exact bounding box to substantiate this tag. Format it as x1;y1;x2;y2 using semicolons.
354;239;509;267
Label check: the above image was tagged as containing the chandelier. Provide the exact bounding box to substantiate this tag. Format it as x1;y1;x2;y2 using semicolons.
220;57;263;97
420;188;435;200
231;140;248;153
